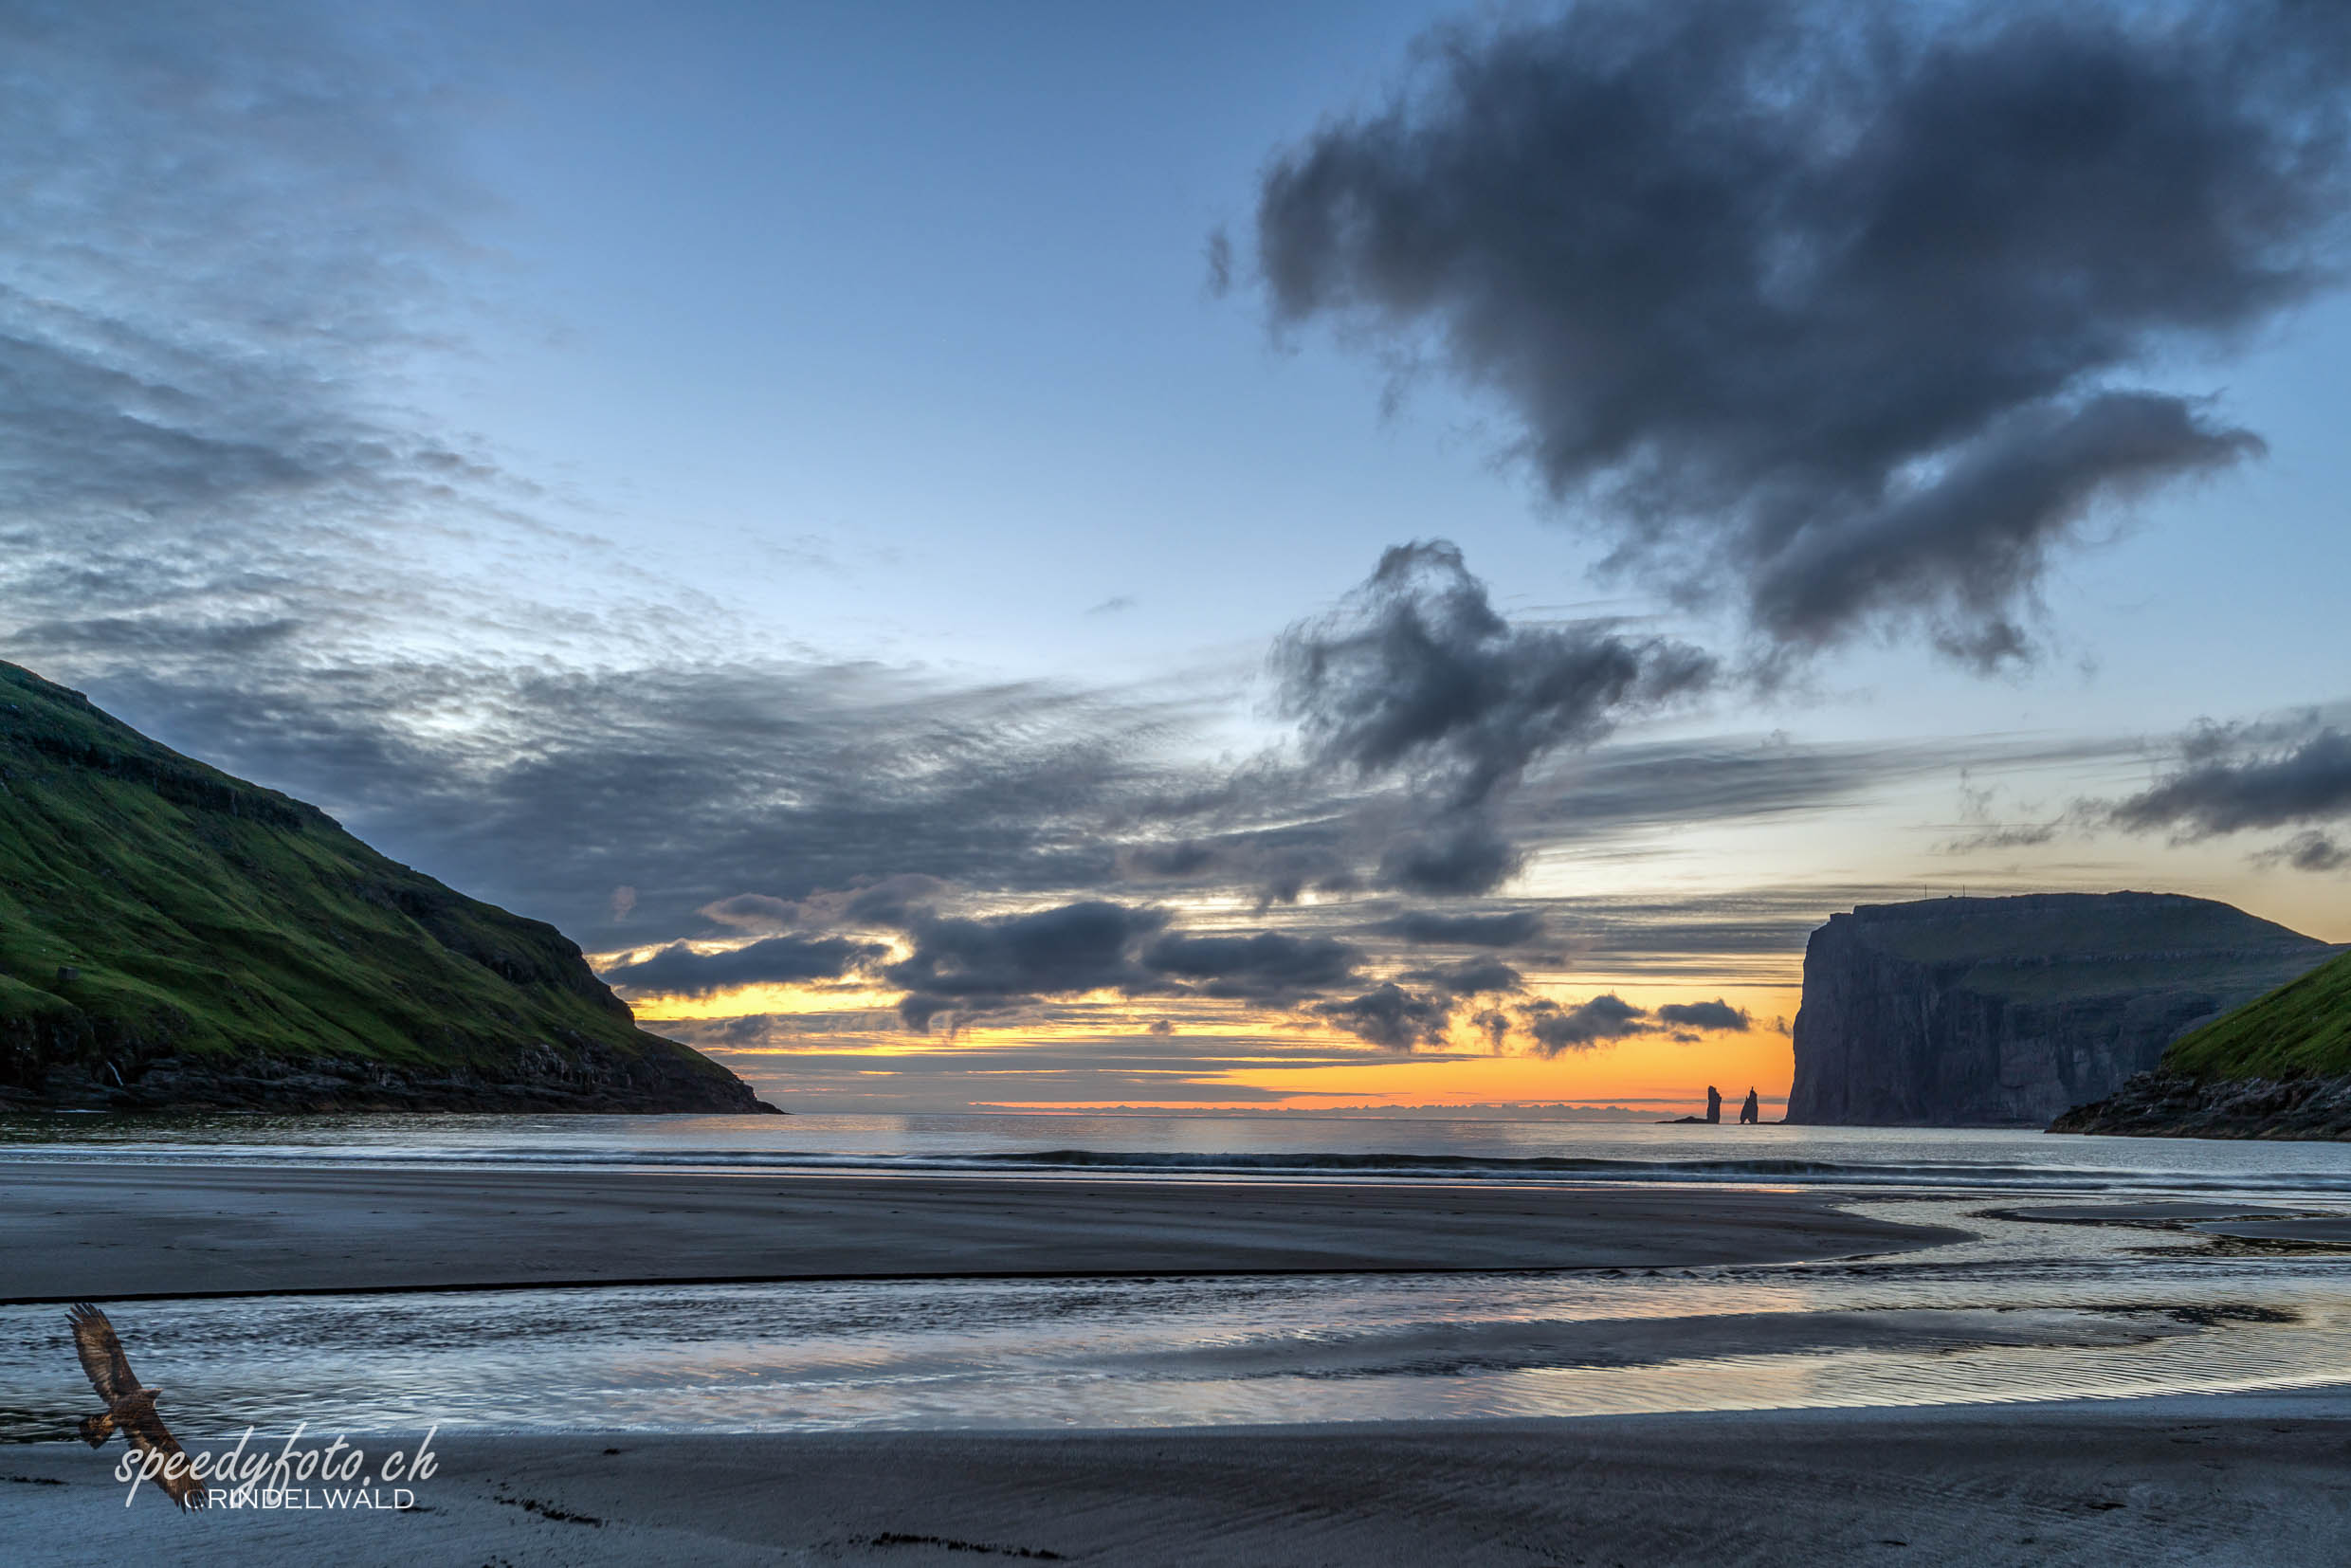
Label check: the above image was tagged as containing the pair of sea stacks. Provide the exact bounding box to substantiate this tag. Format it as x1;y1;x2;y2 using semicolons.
1671;1086;1762;1124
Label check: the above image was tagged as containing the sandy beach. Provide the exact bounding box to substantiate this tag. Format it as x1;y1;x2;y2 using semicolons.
4;1392;2346;1566
6;1160;2346;1563
0;1164;1957;1301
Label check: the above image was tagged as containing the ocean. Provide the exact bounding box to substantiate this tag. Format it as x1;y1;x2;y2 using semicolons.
10;1108;2351;1193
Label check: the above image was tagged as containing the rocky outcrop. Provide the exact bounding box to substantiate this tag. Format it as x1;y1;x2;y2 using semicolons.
1785;893;2338;1127
2049;1070;2351;1140
0;1033;767;1114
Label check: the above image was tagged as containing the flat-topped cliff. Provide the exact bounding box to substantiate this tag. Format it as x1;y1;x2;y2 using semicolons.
0;662;771;1112
1785;892;2337;1127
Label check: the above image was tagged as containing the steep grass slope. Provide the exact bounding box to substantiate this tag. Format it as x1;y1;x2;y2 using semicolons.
0;663;767;1111
2162;949;2351;1080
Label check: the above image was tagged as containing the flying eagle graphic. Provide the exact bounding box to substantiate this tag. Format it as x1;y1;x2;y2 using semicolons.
68;1303;206;1509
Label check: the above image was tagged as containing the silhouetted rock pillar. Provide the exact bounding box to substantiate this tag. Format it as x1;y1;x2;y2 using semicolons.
1740;1087;1760;1124
1705;1085;1722;1123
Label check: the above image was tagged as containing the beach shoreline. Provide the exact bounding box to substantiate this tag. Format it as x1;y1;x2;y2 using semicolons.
0;1163;1959;1303
6;1391;2348;1565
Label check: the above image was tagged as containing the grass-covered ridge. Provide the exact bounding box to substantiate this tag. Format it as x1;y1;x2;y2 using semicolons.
0;662;761;1109
2163;949;2351;1081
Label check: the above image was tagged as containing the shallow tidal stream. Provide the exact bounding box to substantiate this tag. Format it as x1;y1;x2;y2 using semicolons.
8;1188;2351;1438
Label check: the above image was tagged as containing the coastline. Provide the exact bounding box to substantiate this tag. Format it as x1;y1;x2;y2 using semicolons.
7;1392;2348;1565
0;1164;1957;1303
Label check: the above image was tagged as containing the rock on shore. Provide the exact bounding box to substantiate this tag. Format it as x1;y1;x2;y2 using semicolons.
2049;1070;2351;1140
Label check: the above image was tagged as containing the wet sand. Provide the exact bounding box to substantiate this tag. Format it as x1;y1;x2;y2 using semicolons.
4;1392;2346;1565
0;1164;1956;1302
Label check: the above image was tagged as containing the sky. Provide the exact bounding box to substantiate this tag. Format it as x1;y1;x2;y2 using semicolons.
3;0;2348;1114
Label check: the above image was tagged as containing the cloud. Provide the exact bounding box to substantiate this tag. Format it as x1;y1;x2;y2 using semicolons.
1653;999;1753;1033
1375;812;1524;897
79;660;1204;946
701;876;951;935
1139;931;1362;999
1273;539;1715;894
1275;541;1717;808
1365;908;1545;948
2252;830;2350;874
1518;994;1648;1055
1113;827;1360;909
1941;822;2063;854
1204;225;1234;297
1501;992;1754;1054
1398;957;1523;996
0;1;510;664
2110;723;2351;838
599;935;884;998
1249;0;2349;662
1309;983;1456;1049
882;901;1173;1031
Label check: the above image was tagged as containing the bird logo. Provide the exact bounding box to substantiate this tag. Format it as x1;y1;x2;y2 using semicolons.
68;1303;206;1510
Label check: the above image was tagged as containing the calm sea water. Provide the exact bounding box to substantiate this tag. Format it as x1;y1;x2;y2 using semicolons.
9;1108;2351;1193
8;1111;2351;1435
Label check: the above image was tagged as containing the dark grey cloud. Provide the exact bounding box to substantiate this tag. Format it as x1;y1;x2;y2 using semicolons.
1398;957;1523;996
872;905;1370;1032
2254;830;2349;873
1518;994;1648;1055
1251;0;2349;663
1275;541;1716;809
1504;991;1757;1055
1365;908;1545;948
598;935;884;998
1113;826;1361;910
1309;983;1456;1050
882;901;1173;1032
1375;812;1524;898
2110;723;2351;838
1654;999;1753;1033
1139;931;1362;999
1274;540;1714;894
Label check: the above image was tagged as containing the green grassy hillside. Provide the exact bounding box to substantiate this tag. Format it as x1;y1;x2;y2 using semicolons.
0;662;763;1111
2163;949;2351;1081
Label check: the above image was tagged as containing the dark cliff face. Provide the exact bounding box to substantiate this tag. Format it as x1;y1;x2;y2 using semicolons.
0;662;773;1114
1785;893;2337;1127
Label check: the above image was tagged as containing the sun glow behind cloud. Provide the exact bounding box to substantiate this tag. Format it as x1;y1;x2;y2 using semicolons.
626;969;1797;1114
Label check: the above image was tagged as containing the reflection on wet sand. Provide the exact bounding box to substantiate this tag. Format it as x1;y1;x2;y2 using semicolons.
5;1194;2349;1439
